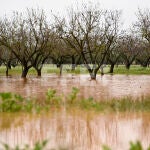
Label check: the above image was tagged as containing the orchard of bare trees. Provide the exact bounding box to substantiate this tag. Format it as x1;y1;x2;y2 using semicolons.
0;4;150;79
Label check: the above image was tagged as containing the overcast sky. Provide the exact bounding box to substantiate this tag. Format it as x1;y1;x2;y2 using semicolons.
0;0;150;29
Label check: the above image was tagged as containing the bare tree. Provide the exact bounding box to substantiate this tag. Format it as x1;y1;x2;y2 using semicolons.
105;11;122;73
106;39;122;73
136;44;150;67
0;46;17;76
27;9;54;76
0;12;32;78
55;4;121;79
0;8;52;78
120;34;140;69
134;9;150;67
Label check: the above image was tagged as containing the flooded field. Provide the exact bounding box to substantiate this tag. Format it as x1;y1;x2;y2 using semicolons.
0;110;150;150
0;74;150;150
0;74;150;100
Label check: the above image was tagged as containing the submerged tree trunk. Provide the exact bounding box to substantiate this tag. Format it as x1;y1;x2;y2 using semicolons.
89;69;99;80
36;69;42;77
6;66;9;77
100;66;104;75
5;61;12;77
109;63;115;73
59;64;63;76
90;72;96;80
21;67;29;78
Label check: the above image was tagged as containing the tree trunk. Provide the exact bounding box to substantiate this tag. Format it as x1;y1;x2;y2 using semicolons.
71;56;76;71
90;72;96;80
5;61;11;77
89;69;98;80
21;68;29;78
8;60;11;69
36;69;42;77
109;63;115;73
142;64;147;68
72;64;76;71
6;66;9;77
100;65;104;75
59;65;63;76
141;58;150;67
125;63;131;70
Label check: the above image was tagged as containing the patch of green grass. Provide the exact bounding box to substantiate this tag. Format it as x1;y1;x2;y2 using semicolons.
0;64;149;76
45;65;89;74
0;65;88;76
113;65;150;75
0;66;37;76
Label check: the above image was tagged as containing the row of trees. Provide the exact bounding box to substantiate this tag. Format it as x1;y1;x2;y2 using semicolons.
0;4;150;79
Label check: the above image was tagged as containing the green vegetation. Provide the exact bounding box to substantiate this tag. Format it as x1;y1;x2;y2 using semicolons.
0;65;149;76
73;96;150;112
0;92;37;112
103;141;150;150
1;140;48;150
1;141;150;150
0;4;149;79
0;66;37;76
0;88;150;113
0;65;87;76
113;65;150;75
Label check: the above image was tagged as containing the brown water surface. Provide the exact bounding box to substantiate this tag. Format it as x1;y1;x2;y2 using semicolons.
0;75;150;149
0;74;150;100
0;110;150;150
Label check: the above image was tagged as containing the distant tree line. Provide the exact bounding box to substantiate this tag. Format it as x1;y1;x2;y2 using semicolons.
0;3;150;79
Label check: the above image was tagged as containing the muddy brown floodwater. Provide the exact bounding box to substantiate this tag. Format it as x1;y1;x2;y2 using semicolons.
0;74;150;100
0;110;150;150
0;74;150;150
